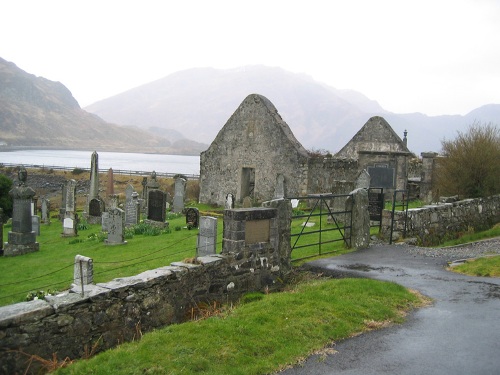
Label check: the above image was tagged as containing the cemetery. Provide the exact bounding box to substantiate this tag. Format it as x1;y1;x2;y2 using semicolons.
0;95;499;374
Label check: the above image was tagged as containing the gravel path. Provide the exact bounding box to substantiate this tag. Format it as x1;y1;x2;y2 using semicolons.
402;236;500;261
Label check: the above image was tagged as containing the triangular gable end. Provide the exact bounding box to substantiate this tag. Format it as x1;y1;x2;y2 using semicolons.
335;116;410;159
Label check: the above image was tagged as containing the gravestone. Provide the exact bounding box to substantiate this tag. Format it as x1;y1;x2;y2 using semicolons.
147;189;166;223
59;183;67;221
89;151;99;201
356;169;371;190
73;254;93;286
141;177;148;200
88;198;105;224
62;179;77;237
105;207;127;245
185;207;200;229
32;215;40;236
4;167;40;256
197;216;218;256
172;177;186;213
145;171;160;210
225;193;234;210
125;184;135;201
274;174;285;199
106;168;114;198
125;191;140;227
41;197;50;225
242;196;252;208
101;211;109;232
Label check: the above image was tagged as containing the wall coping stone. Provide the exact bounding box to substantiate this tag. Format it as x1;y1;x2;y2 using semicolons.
0;299;53;328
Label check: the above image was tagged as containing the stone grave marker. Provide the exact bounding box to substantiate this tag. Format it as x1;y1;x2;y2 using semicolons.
73;254;94;286
41;197;50;225
274;174;285;199
197;216;218;256
125;184;135;201
185;207;200;229
88;198;105;224
106;168;114;198
356;169;371;189
125;191;140;227
32;215;40;236
62;179;78;237
242;196;252;208
145;171;160;210
172;177;186;213
59;183;67;221
147;189;166;223
89;151;99;201
225;193;234;210
101;211;109;232
4;167;40;256
105;207;127;245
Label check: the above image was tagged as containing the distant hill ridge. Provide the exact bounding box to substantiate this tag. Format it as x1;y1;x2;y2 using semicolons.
85;65;500;155
0;57;206;154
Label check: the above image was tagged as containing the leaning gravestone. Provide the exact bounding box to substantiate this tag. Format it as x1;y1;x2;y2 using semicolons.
41;197;50;225
172;177;186;213
4;167;40;256
147;189;166;223
62;179;77;237
197;216;218;256
125;191;140;227
105;207;127;245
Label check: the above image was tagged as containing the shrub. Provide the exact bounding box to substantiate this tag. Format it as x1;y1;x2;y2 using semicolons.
72;167;85;175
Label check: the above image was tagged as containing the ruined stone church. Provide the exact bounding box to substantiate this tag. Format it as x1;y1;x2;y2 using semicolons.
199;94;413;206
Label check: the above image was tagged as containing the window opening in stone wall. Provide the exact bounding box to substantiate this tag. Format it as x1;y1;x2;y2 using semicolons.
241;167;255;201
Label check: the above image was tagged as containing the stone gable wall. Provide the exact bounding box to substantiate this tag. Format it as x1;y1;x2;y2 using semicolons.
381;195;500;244
199;95;309;205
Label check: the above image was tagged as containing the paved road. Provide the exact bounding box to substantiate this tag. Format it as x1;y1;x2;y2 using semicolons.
281;244;500;375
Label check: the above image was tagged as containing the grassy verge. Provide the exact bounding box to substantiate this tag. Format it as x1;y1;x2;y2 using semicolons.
54;278;428;375
449;256;500;277
438;224;500;247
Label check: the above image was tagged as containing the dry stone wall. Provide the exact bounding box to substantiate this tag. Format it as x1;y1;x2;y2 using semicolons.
381;195;500;244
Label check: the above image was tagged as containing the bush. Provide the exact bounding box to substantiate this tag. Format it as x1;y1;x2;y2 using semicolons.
72;167;85;175
0;174;13;219
436;123;500;198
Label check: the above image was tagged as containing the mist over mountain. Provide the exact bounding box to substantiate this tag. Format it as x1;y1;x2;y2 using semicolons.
0;57;206;155
85;66;500;155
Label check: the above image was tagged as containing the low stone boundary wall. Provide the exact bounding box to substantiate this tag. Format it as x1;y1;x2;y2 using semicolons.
381;195;500;244
0;202;292;375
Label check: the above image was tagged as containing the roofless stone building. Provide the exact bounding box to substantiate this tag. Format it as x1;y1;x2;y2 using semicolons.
199;94;413;206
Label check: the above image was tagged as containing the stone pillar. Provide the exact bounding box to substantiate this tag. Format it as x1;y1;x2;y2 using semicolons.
4;167;40;256
89;151;99;201
345;188;370;249
421;152;438;204
62;179;77;237
106;168;114;199
262;198;292;269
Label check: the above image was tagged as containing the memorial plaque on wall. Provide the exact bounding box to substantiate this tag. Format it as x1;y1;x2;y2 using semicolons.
368;166;395;188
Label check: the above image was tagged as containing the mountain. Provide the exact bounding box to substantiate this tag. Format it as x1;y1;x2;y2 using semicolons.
0;57;206;154
85;66;500;155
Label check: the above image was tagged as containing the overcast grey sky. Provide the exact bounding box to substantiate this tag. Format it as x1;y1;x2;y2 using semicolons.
1;0;499;116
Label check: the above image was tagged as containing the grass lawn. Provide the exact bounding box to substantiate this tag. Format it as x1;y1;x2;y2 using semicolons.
53;278;428;375
449;256;500;277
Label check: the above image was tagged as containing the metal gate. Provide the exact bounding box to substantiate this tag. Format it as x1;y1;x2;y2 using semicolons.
287;193;352;262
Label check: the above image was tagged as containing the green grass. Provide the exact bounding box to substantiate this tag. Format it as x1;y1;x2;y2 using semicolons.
0;212;220;307
55;278;427;375
438;224;500;247
449;256;500;277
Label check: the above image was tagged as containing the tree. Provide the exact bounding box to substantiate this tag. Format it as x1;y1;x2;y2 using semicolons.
436;123;500;198
0;173;13;220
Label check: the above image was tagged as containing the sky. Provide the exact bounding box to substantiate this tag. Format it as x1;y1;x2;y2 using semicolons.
1;0;499;116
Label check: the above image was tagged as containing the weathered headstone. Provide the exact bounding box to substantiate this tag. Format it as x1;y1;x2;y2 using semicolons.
62;179;77;237
73;254;94;288
147;189;166;222
197;216;218;256
4;167;40;256
101;211;110;232
145;171;160;210
141;177;148;200
88;198;105;224
356;169;371;189
106;168;114;198
225;193;234;210
125;184;135;201
108;194;119;210
105;207;127;245
89;151;99;201
274;174;285;199
31;215;40;236
172;177;186;213
242;196;252;208
125;191;140;227
185;207;200;229
41;197;50;225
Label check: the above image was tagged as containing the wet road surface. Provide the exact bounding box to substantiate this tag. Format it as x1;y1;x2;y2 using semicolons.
281;244;500;375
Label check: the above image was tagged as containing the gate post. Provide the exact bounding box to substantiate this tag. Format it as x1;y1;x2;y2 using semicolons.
345;188;370;249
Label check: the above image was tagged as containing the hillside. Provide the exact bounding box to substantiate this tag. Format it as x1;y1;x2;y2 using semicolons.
0;57;207;155
85;66;500;154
